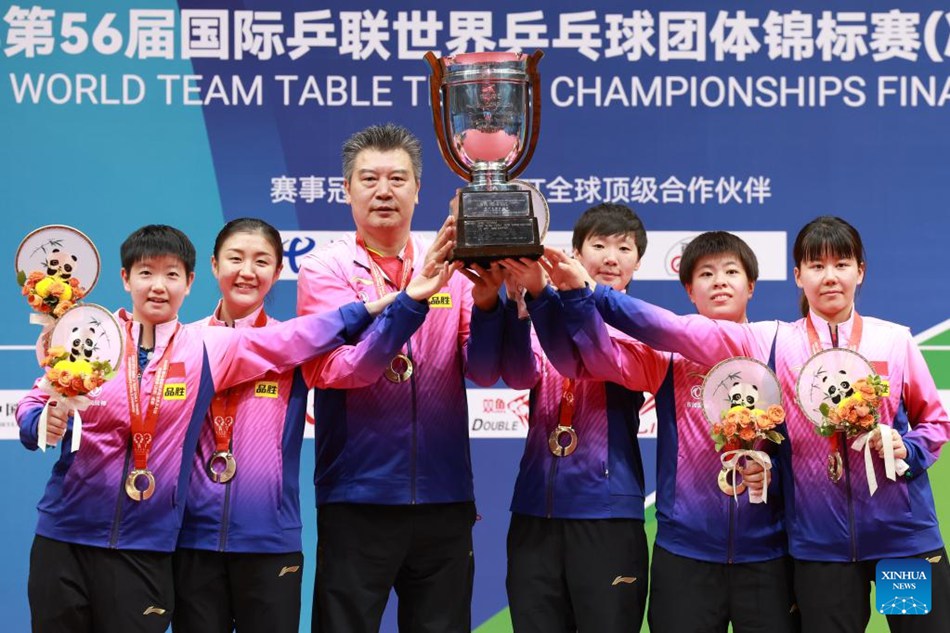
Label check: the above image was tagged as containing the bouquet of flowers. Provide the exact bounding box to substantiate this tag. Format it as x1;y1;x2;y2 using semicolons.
39;346;114;399
19;270;86;319
33;304;123;453
712;403;786;452
796;348;908;494
703;358;786;504
15;226;99;331
817;374;889;437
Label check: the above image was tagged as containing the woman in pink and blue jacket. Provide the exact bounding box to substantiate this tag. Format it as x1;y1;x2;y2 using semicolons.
16;224;401;633
545;216;950;633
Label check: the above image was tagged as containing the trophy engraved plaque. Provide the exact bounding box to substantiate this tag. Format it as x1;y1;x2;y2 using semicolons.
425;50;549;265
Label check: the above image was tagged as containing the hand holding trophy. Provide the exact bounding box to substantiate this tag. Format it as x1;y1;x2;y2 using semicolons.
425;50;550;266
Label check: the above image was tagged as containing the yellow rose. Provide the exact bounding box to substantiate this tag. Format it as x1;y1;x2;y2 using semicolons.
34;276;72;302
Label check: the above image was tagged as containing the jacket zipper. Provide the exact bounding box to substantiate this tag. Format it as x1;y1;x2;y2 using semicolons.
844;442;857;561
727;496;736;564
109;445;132;548
112;335;147;549
545;453;559;518
408;338;418;504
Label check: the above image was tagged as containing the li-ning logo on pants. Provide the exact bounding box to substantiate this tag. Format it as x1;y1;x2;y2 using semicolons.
611;576;637;586
279;565;301;577
143;606;167;616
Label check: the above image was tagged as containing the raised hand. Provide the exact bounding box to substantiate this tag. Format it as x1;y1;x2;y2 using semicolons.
425;215;457;269
459;263;505;311
540;247;594;291
407;260;463;302
499;258;547;298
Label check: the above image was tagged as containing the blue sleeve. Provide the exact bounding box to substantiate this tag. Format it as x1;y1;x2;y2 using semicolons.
499;296;541;390
19;406;41;451
340;301;373;338
528;286;583;379
467;301;504;387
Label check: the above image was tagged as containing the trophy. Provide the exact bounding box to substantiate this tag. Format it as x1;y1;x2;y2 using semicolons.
425;50;550;265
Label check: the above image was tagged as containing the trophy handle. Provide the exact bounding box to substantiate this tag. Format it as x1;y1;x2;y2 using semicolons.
424;51;471;182
508;49;544;180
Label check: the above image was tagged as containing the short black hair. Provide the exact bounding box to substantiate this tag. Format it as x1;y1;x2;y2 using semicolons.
678;231;759;287
120;225;196;275
342;123;422;183
571;203;647;257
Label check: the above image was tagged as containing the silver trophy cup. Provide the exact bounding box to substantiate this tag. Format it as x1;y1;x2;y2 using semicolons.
425;50;549;265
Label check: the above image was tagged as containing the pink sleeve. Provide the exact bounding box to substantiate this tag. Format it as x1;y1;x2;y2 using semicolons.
296;251;430;390
593;285;775;365
205;304;370;392
901;333;950;470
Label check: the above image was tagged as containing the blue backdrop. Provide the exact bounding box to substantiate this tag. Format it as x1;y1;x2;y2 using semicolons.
3;1;950;630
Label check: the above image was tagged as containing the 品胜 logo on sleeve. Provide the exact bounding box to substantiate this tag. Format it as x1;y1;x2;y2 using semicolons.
876;558;932;615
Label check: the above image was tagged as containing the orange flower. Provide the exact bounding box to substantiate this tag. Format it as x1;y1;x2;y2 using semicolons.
755;414;773;430
57;371;72;388
858;415;876;429
737;408;753;426
854;403;870;418
739;426;756;441
853;379;876;398
766;404;785;423
52;300;73;318
712;423;724;436
723;421;738;438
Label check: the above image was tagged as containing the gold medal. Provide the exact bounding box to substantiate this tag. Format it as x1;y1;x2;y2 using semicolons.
718;467;747;496
384;353;413;383
125;468;156;501
827;451;844;483
548;425;578;457
207;450;237;484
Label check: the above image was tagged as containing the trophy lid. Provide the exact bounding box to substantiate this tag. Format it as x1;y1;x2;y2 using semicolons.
446;52;524;65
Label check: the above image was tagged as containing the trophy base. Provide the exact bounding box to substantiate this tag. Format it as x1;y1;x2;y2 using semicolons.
452;188;543;267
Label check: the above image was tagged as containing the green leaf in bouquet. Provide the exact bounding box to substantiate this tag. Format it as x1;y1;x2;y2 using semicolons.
765;430;785;444
17;270;26;287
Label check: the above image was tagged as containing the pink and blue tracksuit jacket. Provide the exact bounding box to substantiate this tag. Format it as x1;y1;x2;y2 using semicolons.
496;287;647;520
177;304;309;554
17;304;372;552
552;287;787;563
592;285;950;562
296;232;502;506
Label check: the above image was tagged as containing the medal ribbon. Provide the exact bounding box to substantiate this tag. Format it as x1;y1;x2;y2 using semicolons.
355;233;414;299
558;378;575;429
208;308;269;453
806;312;864;474
124;321;180;473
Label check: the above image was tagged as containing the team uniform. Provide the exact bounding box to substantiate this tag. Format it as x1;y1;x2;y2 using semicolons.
496;287;649;632
553;287;798;633
592;284;950;633
296;232;501;633
17;304;372;633
173;303;311;633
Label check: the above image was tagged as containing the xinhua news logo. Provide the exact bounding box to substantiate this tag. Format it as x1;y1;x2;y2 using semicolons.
876;558;931;615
